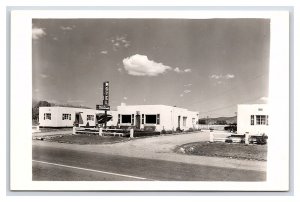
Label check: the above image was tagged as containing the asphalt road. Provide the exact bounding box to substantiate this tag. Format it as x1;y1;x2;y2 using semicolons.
32;145;266;181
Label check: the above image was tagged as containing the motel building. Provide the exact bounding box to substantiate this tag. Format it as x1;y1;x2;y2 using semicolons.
116;103;199;131
237;104;269;135
39;104;199;131
39;106;116;128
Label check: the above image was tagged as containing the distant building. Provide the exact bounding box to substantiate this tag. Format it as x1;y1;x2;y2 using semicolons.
39;106;115;127
116;104;199;131
237;104;269;135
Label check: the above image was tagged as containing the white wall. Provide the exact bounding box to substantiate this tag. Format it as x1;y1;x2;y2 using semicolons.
39;107;115;127
237;104;269;135
116;105;199;131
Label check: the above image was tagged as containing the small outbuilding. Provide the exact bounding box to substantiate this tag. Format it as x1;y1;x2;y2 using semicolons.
237;104;269;135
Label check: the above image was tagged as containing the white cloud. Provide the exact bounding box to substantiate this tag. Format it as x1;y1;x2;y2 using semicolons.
180;94;184;97
123;97;128;100
123;54;172;76
60;26;73;31
40;74;49;78
210;74;235;80
174;67;191;73
100;50;108;54
224;74;235;79
174;67;181;73
111;35;130;50
259;96;269;102
184;90;191;94
184;84;192;87
32;27;46;39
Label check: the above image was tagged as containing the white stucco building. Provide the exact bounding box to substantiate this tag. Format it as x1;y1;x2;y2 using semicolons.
237;104;269;135
38;104;199;131
116;104;199;131
39;106;115;127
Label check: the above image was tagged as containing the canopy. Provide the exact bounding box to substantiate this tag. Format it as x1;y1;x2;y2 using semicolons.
96;113;112;124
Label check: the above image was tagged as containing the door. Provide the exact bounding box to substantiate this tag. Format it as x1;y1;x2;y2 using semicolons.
136;114;141;129
75;112;83;126
178;116;181;129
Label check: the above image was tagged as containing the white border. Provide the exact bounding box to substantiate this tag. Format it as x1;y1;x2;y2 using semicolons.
10;10;289;191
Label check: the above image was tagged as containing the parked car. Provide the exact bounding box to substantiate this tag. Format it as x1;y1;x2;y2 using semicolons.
224;123;237;132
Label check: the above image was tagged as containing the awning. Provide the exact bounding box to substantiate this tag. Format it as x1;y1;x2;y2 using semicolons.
96;113;112;124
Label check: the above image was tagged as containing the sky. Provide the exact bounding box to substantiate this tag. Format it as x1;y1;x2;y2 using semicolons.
32;18;270;118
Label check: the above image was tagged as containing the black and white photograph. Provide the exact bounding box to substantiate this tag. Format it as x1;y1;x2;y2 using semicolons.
9;9;290;192
31;17;270;182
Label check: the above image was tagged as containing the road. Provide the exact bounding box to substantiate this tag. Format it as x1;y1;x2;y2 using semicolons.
33;144;266;181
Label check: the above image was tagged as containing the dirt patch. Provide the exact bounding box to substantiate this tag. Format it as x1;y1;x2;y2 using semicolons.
175;142;267;161
39;134;129;145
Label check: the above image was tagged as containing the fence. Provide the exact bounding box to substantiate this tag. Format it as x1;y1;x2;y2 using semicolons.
198;124;227;131
73;127;134;137
209;129;250;144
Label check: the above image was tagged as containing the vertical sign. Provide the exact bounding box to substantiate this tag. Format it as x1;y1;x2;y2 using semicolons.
103;81;109;106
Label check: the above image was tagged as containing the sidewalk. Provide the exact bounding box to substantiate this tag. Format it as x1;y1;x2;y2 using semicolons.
32;131;267;172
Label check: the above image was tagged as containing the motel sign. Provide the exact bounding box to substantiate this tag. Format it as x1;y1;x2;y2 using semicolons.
103;81;109;106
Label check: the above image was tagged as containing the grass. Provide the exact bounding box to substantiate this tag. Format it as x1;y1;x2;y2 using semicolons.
176;142;267;161
44;134;128;145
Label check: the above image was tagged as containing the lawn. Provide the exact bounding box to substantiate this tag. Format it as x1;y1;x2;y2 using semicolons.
176;142;267;161
44;134;128;145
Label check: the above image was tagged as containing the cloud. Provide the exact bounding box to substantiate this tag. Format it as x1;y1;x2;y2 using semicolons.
60;26;73;31
224;74;235;79
40;74;49;78
184;90;191;94
259;96;269;102
174;67;191;73
174;67;181;73
180;94;184;97
184;84;192;87
32;27;46;39
123;97;128;100
210;74;235;80
100;50;108;54
123;54;172;76
111;35;130;50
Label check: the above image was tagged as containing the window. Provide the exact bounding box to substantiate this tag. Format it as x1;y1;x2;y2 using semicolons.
145;115;157;124
142;114;144;124
256;115;266;125
157;114;160;125
121;115;132;124
250;115;254;125
44;113;51;120
118;114;120;124
183;117;187;127
131;114;134;125
87;115;94;121
192;118;195;124
62;114;71;120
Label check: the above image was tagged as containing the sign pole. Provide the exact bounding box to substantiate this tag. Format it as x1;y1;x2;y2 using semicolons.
104;110;107;129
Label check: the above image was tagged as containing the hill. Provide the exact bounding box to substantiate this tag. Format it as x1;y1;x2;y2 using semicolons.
198;116;237;125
